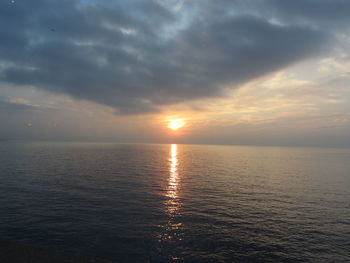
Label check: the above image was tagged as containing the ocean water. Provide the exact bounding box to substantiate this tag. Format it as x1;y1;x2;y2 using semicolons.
0;142;349;262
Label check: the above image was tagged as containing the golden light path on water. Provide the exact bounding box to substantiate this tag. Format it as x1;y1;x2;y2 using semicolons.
167;144;179;201
162;144;182;243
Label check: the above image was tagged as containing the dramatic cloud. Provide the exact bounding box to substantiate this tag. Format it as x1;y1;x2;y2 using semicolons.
0;0;347;114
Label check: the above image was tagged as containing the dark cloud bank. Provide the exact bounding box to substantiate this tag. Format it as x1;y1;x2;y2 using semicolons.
0;0;348;114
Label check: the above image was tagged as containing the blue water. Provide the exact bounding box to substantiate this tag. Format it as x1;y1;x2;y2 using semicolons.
0;142;349;262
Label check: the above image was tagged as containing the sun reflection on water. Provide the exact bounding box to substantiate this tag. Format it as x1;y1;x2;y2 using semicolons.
167;144;178;198
166;144;180;214
160;144;182;244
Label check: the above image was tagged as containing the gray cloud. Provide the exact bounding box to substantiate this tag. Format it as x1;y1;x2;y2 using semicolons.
0;0;345;114
262;0;350;26
0;97;37;111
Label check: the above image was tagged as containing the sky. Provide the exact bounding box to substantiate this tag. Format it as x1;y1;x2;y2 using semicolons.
0;0;350;147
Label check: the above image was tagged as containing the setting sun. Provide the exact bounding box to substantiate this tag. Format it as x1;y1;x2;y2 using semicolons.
168;119;185;130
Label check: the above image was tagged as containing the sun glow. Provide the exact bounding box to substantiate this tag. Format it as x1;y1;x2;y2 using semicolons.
167;119;185;130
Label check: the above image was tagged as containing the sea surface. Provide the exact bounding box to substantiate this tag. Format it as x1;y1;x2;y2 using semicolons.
0;142;349;262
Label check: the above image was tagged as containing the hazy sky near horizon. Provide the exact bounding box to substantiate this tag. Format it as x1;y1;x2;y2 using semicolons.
1;0;350;147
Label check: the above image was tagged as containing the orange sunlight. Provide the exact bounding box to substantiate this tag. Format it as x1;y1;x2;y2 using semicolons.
167;119;185;130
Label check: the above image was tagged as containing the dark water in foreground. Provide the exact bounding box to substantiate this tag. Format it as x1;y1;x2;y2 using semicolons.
0;142;349;262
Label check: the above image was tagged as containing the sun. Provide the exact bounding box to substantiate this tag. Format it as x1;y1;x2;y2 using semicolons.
168;119;185;130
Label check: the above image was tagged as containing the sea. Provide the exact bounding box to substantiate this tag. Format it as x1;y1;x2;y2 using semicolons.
0;142;349;262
